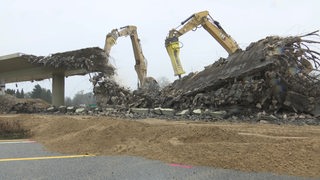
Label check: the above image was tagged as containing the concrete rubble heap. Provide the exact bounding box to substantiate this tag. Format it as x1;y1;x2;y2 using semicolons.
23;47;115;75
2;33;320;124
92;73;159;109
93;32;320;118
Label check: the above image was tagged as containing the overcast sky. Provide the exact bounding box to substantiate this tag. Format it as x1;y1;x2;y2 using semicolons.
1;0;319;98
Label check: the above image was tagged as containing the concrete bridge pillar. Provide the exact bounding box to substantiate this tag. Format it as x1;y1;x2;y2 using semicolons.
0;79;5;95
52;73;65;106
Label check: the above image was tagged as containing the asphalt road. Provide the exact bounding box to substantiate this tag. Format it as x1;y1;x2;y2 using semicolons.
0;140;315;180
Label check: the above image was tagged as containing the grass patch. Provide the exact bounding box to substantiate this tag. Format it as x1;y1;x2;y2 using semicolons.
0;120;31;139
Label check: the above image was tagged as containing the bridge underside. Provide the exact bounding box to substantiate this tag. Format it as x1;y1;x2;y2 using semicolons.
0;47;114;106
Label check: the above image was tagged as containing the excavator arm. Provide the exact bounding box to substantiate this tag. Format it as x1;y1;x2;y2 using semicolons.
104;26;158;90
165;11;241;78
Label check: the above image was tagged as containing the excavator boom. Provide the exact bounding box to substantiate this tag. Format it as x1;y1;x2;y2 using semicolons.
104;25;158;90
165;11;241;78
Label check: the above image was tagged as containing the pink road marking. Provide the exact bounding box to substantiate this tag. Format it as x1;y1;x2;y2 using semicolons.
169;163;193;169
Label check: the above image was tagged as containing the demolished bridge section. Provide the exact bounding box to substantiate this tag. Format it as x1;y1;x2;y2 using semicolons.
94;32;320;117
0;47;115;106
24;47;115;76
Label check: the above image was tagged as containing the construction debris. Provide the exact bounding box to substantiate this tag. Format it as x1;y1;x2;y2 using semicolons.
23;47;115;75
93;32;320;119
1;32;319;124
92;73;159;109
156;32;320;115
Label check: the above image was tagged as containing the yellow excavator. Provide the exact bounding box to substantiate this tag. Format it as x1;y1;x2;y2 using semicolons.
104;25;159;90
165;10;241;78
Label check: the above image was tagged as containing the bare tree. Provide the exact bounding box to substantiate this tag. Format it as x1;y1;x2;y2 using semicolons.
157;76;171;89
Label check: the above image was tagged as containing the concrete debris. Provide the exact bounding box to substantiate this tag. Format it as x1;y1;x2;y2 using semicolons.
152;107;175;116
130;108;150;114
58;106;67;114
192;109;202;115
92;32;320;122
46;107;55;112
23;47;115;75
152;107;162;115
0;98;318;125
46;106;320;125
92;75;158;109
67;106;76;113
105;108;116;112
1;33;320;125
156;34;320;116
206;110;227;118
75;108;86;114
158;108;175;116
176;109;190;116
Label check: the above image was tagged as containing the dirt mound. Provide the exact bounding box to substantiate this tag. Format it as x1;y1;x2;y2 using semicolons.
0;95;50;113
0;95;17;113
12;114;319;178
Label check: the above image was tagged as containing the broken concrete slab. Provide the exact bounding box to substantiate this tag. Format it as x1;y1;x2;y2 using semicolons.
47;107;55;112
176;109;190;116
75;108;86;114
67;106;76;113
284;91;320;116
160;108;175;116
192;109;202;115
24;47;115;76
58;106;67;113
205;110;227;118
130;108;150;114
152;107;175;116
152;107;162;115
105;108;116;112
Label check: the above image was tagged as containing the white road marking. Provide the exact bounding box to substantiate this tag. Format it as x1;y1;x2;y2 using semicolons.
0;139;36;144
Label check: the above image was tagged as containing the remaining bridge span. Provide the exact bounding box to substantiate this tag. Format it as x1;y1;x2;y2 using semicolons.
0;47;114;106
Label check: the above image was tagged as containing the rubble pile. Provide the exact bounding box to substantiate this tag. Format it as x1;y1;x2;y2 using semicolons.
93;32;320;118
155;32;320;116
23;47;115;75
92;74;158;109
2;33;319;123
92;75;132;108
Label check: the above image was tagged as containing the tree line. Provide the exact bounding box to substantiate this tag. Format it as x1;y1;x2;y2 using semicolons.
5;84;96;106
5;76;172;106
6;84;52;103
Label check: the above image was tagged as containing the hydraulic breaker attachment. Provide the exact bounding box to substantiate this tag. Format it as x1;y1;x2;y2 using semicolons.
165;37;185;78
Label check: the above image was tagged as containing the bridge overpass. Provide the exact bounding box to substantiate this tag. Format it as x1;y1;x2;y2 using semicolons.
0;47;113;106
